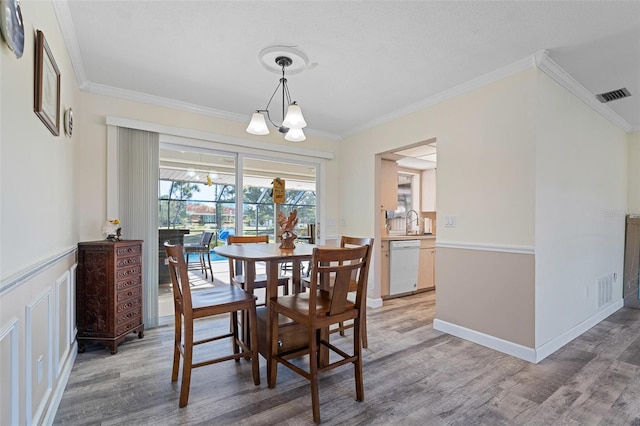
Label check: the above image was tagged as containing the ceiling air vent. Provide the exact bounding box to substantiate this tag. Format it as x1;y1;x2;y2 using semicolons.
596;88;631;103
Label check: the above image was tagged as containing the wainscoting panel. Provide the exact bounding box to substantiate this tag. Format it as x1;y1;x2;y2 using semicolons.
70;264;77;346
25;289;54;426
0;317;19;426
0;247;77;426
55;271;71;379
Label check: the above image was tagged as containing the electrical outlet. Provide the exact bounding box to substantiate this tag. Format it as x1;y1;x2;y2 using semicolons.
37;356;44;384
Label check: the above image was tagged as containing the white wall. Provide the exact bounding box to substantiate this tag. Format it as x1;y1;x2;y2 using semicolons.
534;72;628;347
1;1;80;424
629;132;640;215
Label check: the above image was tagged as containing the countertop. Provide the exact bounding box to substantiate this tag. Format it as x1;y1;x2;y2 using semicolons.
381;234;436;241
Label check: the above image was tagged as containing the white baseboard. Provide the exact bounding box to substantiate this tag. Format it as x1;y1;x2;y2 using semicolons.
534;299;624;362
41;341;77;426
433;299;624;364
367;297;383;309
433;318;537;362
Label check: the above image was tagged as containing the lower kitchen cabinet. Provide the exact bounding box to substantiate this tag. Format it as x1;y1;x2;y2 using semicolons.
381;240;390;297
381;238;435;298
418;239;435;291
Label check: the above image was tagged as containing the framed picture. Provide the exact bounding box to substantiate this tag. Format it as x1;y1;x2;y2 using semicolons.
34;30;60;136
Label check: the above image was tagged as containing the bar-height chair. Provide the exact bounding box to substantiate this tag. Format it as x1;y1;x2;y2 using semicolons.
302;236;374;348
184;231;215;281
164;243;259;408
268;244;371;424
227;235;290;303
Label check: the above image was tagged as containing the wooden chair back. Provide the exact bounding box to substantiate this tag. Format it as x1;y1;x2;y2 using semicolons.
165;244;192;319
307;245;370;320
340;236;374;292
226;235;269;282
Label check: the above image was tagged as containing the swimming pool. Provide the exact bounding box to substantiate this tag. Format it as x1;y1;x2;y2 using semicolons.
186;250;227;263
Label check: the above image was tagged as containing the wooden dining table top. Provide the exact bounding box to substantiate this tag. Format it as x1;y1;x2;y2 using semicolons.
213;242;321;261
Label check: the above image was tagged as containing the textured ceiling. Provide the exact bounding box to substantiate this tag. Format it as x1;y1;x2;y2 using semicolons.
59;1;640;139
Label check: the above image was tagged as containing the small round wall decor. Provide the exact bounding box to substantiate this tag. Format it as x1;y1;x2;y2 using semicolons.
64;108;73;137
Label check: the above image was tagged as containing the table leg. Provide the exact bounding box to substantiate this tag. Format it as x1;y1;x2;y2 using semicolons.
292;259;301;293
265;260;279;380
317;263;330;367
243;261;256;346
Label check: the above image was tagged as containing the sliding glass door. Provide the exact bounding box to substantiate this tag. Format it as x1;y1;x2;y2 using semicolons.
157;147;317;321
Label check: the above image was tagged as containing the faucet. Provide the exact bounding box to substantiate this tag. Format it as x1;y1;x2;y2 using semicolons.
406;210;420;235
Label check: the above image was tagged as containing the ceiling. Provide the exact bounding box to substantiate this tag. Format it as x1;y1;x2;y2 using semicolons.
57;1;639;141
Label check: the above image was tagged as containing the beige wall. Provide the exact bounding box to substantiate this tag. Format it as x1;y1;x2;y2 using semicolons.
344;69;537;247
1;2;80;277
629;131;640;215
342;69;538;338
1;1;80;424
342;66;629;356
436;248;535;346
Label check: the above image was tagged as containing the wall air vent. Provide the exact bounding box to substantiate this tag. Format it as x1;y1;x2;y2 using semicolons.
596;88;631;103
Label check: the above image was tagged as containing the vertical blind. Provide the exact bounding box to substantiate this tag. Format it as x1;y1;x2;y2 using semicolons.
117;127;159;328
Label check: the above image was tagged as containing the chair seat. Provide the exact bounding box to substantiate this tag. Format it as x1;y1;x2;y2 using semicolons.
272;290;356;319
191;285;256;314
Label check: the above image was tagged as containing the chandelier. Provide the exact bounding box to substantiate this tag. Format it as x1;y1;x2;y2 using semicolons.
246;55;307;142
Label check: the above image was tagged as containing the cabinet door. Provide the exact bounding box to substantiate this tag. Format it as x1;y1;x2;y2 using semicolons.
421;169;436;212
381;160;398;211
417;247;435;290
381;245;390;297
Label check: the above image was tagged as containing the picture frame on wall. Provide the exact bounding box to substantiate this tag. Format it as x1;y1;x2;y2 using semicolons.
34;30;60;136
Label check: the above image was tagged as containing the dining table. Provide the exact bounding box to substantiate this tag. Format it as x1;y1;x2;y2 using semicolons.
213;242;326;379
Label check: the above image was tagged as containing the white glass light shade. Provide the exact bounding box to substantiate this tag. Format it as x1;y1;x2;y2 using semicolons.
246;112;270;135
282;104;307;129
285;128;306;142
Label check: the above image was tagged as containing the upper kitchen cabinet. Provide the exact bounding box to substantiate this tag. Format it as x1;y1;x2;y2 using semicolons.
421;169;436;212
381;159;398;211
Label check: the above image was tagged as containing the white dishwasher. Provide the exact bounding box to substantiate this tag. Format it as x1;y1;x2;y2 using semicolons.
389;240;420;296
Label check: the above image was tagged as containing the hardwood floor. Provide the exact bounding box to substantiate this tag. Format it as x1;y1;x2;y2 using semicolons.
54;291;640;425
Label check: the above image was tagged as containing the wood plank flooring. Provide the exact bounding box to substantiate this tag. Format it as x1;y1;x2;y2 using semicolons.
54;291;640;425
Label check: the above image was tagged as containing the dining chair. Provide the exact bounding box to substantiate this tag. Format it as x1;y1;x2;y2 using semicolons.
226;235;290;303
165;243;260;408
184;231;215;281
267;244;371;424
302;236;374;348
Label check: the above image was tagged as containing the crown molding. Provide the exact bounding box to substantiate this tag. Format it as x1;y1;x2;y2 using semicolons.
534;50;633;133
90;82;250;121
342;55;537;138
90;83;341;141
52;0;89;90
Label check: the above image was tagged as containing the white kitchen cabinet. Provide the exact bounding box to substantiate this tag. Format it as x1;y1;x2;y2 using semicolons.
421;168;436;212
417;239;435;290
381;160;398;211
381;240;390;297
